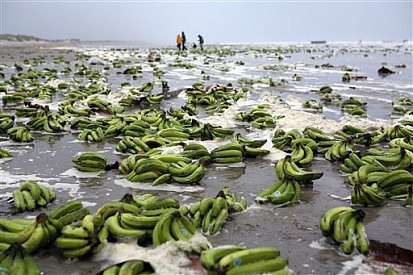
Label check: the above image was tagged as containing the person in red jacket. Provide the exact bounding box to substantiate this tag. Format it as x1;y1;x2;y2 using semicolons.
176;34;183;51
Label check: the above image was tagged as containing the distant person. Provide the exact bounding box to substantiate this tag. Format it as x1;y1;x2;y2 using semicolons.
181;31;188;51
198;35;204;51
176;34;182;51
192;43;197;49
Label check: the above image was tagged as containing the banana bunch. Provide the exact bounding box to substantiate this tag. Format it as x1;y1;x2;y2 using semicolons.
205;102;231;114
70;117;98;130
290;143;315;165
105;211;148;241
169;161;206;185
104;119;127;138
335;124;365;139
345;163;388;186
13;180;56;211
119;155;149;175
256;179;301;205
2;93;27;104
7;126;33;142
58;104;91;117
188;94;217;105
319;207;369;255
211;143;244;164
393;96;413;106
219;187;247;212
373;124;413;143
55;214;107;258
124;121;151;137
49;200;89;226
392;106;409;115
188;197;229;235
152;210;197;245
341;97;367;109
0;244;41;275
77;127;105;142
303;99;323;111
145;94;164;104
116;137;152;154
200;123;235;140
235;106;272;122
376;170;413;196
87;97;111;111
200;245;289;275
339;153;368;174
139;109;165;127
100;259;155;275
72;152;108;172
275;156;323;183
126;157;169;183
181;143;211;162
324;140;355;161
0;147;13;158
303;126;331;142
15;107;39;117
322;92;342;103
272;129;304;150
0;213;62;254
157;128;190;142
389;136;413;151
231;133;267;148
351;183;385;206
93;201;140;228
0;115;15;133
367;147;413;169
27;114;65;133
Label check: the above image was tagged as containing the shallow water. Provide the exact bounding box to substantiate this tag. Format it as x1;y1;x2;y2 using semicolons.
0;42;412;274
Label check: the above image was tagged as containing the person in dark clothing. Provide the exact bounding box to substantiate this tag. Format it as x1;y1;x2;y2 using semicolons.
198;35;204;51
181;31;187;51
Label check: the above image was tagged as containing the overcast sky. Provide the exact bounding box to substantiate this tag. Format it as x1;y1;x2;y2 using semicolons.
1;0;412;45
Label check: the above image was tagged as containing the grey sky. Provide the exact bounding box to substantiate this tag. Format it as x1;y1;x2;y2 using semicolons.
1;0;412;45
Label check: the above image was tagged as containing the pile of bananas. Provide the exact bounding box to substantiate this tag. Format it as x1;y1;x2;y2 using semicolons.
341;97;367;117
276;156;323;183
392;96;413;115
290;142;315;165
188;93;217;105
235;105;276;129
0;115;15;133
156;128;190;142
303;126;331;142
0;244;40;274
272;129;299;150
123;122;151;138
189;197;229;235
373;124;413;143
12;181;56;211
339;153;368;174
219;187;248;212
324;140;355;161
0;213;62;254
0;147;13;158
302;99;323;111
70;117;97;130
145;94;164;104
366;147;413;169
72;152;108;172
389;136;413;151
125;157;170;183
7;126;33;142
27;114;65;133
116;137;152;154
351;182;385;206
320;207;369;255
322;93;342;103
168;160;207;185
376;170;413;197
58;104;91;117
152;210;198;245
15;107;39;117
49;200;89;226
87;97;111;111
199;123;235;140
200;245;289;274
55;214;107;258
77;127;105;142
100;259;155;275
181;143;211;162
211;143;244;164
231;133;266;148
256;179;301;205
